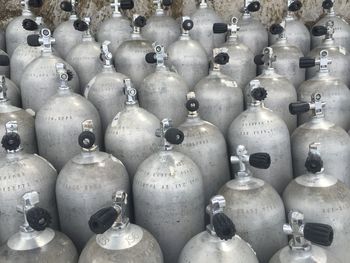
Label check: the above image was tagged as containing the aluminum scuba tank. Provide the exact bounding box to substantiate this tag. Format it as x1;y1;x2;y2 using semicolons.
104;79;160;181
283;143;350;262
97;0;134;54
189;0;225;58
166;16;208;90
5;0;43;57
269;210;339;263
213;17;255;89
0;77;36;153
133;118;205;263
311;0;350;52
175;93;230;205
219;145;287;263
85;41;127;133
307;20;350;86
0;191;78;263
194;48;243;137
140;43;188;127
267;21;305;87
228;80;293;194
142;0;180;49
79;191;164;263
0;121;58;244
251;47;297;133
289;93;350;186
114;15;154;90
56;120;130;251
268;0;310;56
298;50;350;130
238;0;268;56
35;63;101;171
21;28;80;112
66;17;101;93
178;195;259;263
53;0;84;58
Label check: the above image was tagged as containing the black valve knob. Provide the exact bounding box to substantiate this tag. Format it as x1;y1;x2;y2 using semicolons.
304;223;334;247
78;130;96;149
270;24;284;35
134;16;146;28
305;153;323;174
162;0;173;7
322;0;333;9
289;102;310;115
288;0;302;12
186;98;199;112
213;213;236;240
73;19;88;31
60;1;73;12
213;23;228;34
27;34;40;46
164;128;184;145
26;207;52;231
247;1;261;12
249;153;271;169
120;0;134;10
251;87;267;101
1;133;21;151
145;52;156;64
312;26;327;37
214;53;230;65
22;18;38;31
254;54;265;65
28;0;43;8
183;19;194;31
89;207;118;234
0;54;10;67
67;70;74;81
299;57;316;68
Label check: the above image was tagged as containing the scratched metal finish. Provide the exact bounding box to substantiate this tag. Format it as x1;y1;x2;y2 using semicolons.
219;178;287;263
133;150;205;263
0;231;78;263
0;151;58;244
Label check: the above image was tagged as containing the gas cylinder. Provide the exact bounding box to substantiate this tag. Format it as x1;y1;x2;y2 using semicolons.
178;195;259;263
213;17;255;89
166;16;208;90
133;118;205;263
283;143;350;262
268;0;310;56
139;43;188;126
97;0;134;54
0;29;5;51
66;17;101;93
79;191;164;263
194;48;243;137
85;41;127;133
307;20;350;86
35;63;101;170
311;0;350;52
218;145;287;263
105;79;160;181
10;17;44;87
298;50;350;130
114;15;154;90
0;121;58;244
267;21;305;87
228;80;293;194
56;120;130;251
5;0;43;57
269;210;339;263
0;77;36;153
142;0;180;49
53;0;84;58
0;49;9;78
289;93;350;186
21;28;79;112
0;191;78;263
251;47;297;133
238;0;268;56
175;93;230;205
189;0;225;58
